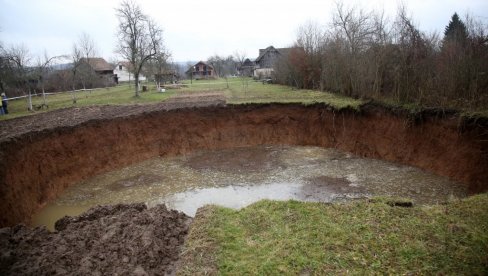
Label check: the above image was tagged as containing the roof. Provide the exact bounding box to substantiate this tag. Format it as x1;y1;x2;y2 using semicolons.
242;58;255;66
185;61;214;73
116;61;133;70
81;58;113;72
255;46;293;63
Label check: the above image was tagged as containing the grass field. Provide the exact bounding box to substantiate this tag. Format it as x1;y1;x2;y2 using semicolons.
179;195;488;275
0;78;362;120
180;78;362;109
2;78;487;121
1;84;176;120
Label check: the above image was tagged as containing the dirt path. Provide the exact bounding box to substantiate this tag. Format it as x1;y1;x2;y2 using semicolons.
0;204;191;276
0;93;226;142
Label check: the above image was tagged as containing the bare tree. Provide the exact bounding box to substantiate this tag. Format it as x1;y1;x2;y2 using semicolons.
234;50;256;90
115;0;164;97
272;1;487;109
35;51;65;108
7;44;33;110
0;43;11;96
233;50;246;74
70;43;83;104
207;55;224;78
77;32;98;90
332;2;375;96
150;51;171;90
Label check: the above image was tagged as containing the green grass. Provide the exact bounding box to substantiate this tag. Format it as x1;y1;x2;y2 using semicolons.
1;84;176;120
4;78;486;121
179;194;488;275
1;79;362;121
179;78;363;109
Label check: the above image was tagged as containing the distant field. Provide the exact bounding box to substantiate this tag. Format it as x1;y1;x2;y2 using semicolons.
0;78;363;120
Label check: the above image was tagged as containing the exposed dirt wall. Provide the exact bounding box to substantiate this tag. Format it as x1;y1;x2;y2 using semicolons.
1;103;487;227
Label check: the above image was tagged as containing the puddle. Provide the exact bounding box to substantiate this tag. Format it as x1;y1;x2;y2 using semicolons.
32;145;468;230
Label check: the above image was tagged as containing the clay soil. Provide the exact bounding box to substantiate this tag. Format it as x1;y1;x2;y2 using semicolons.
0;203;190;276
0;93;225;142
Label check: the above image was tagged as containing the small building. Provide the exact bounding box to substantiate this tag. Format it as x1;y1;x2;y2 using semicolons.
79;57;116;86
253;46;292;79
238;58;255;77
81;58;114;75
113;61;146;83
154;70;179;85
186;61;216;79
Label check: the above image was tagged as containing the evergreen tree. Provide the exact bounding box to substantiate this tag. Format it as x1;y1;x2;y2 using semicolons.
443;13;468;45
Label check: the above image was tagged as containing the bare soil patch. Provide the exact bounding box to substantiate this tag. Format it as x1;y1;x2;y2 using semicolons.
0;93;225;142
0;203;190;275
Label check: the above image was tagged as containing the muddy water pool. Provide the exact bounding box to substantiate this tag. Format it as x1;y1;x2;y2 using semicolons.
32;145;468;230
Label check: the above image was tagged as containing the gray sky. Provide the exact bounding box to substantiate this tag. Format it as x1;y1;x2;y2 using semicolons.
1;0;487;63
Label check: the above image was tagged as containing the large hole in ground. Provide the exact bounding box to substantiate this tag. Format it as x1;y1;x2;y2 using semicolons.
32;145;468;230
1;103;487;228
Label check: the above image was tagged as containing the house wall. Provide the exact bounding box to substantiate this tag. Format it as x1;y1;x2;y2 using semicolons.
257;49;280;69
254;68;274;79
192;63;214;79
114;65;146;83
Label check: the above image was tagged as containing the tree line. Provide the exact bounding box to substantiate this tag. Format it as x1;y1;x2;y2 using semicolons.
0;0;171;106
274;3;488;109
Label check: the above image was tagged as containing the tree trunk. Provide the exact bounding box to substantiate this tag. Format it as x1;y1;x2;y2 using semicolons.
27;89;33;111
134;74;140;97
72;84;77;104
42;83;47;107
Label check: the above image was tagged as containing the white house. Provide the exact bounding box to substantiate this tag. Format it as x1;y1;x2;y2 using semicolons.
114;62;146;83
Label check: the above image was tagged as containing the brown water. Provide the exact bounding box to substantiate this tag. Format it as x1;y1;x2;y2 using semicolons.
32;145;468;230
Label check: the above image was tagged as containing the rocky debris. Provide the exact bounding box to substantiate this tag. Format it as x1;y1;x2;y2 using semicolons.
0;203;191;275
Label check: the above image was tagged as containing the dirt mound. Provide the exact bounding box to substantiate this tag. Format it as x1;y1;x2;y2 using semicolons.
0;203;190;275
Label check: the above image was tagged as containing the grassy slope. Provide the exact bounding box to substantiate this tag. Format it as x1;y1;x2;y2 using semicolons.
179;195;488;275
1;84;176;120
1;79;362;121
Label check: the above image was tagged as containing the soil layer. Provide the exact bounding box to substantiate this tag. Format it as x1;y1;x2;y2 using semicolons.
0;102;487;227
0;203;190;275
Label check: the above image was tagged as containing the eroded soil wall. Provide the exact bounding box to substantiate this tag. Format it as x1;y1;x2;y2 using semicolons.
1;104;487;227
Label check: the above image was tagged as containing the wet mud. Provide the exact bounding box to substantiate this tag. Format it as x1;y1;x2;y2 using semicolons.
33;146;468;228
305;176;367;195
107;173;166;191
186;146;285;173
0;204;190;276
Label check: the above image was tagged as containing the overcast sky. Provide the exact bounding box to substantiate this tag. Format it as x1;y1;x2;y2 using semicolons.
1;0;487;63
